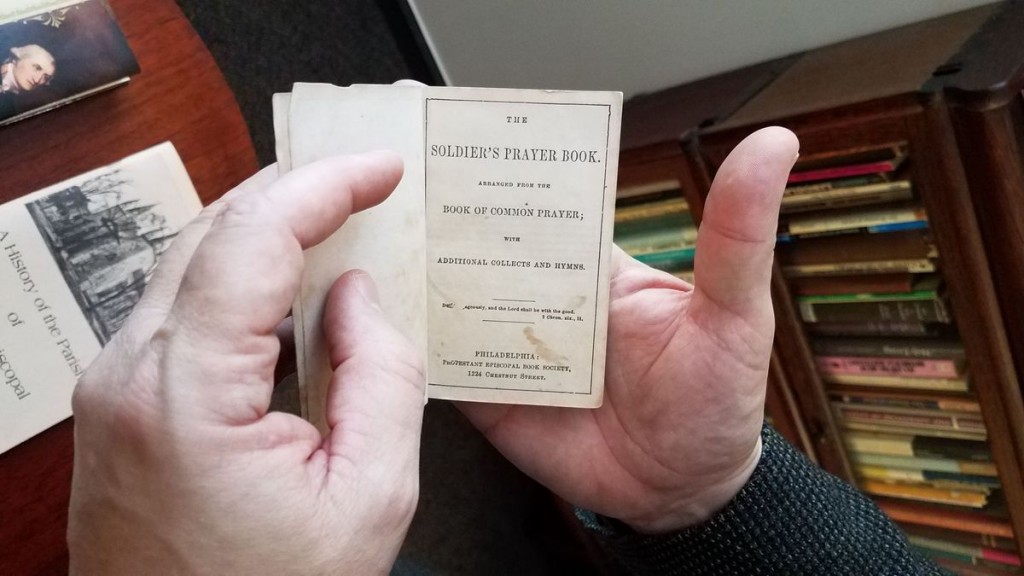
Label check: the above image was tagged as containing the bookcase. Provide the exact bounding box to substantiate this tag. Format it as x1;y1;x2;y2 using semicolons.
619;3;1024;571
934;4;1024;421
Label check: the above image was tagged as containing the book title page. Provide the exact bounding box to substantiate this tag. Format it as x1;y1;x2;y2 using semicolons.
282;85;620;414
424;90;619;406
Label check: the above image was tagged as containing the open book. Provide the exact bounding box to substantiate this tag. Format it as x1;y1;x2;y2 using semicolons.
0;0;138;126
275;84;621;430
0;143;201;454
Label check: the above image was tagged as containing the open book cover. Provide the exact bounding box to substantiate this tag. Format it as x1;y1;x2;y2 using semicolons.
0;0;139;126
276;83;622;430
0;143;201;454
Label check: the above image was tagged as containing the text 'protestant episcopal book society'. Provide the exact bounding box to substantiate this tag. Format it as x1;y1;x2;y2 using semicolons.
275;84;622;430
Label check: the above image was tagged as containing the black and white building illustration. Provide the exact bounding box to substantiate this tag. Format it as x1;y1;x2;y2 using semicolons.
27;170;176;344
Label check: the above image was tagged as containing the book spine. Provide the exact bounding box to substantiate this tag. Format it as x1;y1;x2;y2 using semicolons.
860;480;987;507
850;452;999;476
616;179;680;199
837;395;980;414
932;557;1018;576
909;535;983;559
783;259;936;277
912;436;993;463
799;299;951;324
617;237;695;255
782;181;911;206
798;288;940;304
839;421;985;441
823;373;969;392
614;200;689;223
791;274;916;296
920;470;999;488
778;219;929;241
817;355;961;378
911;545;977;566
614;211;694;233
787;160;901;184
632;247;695;270
981;548;1022;567
807;321;947;338
782;258;937;276
783;180;910;200
784;174;888;196
812;338;965;359
901;524;1019;552
780;189;916;214
836;407;985;434
857;465;998;488
785;206;927;235
845;434;915;457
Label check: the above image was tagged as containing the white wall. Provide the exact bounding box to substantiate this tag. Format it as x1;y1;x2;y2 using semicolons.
409;0;1001;99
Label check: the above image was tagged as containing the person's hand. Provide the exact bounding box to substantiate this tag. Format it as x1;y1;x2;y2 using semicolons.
458;127;799;533
68;152;426;575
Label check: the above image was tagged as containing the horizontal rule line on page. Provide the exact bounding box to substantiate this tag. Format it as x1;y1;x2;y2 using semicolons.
425;98;612;109
429;383;579;394
482;320;535;324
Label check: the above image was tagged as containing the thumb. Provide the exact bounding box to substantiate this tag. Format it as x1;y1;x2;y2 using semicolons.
322;270;426;480
692;127;798;320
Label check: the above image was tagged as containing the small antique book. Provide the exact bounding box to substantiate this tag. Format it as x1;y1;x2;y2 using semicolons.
0;0;138;126
0;143;201;454
276;84;621;429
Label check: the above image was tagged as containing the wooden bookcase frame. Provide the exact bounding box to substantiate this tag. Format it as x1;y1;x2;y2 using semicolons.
934;2;1024;450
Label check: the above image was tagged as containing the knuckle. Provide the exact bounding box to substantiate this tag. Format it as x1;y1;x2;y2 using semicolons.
73;334;161;441
200;193;302;275
215;193;290;244
108;351;162;443
219;192;270;222
71;337;130;418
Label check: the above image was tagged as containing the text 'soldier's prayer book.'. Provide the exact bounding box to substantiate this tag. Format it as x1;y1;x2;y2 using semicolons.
0;0;138;126
276;84;622;430
0;143;202;454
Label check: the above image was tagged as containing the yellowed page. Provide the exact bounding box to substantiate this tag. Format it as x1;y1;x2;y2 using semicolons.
288;83;428;433
0;142;201;453
422;87;620;407
287;84;620;413
273;92;293;173
272;91;308;418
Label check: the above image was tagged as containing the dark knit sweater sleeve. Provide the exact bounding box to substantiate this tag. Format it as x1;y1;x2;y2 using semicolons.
576;425;950;575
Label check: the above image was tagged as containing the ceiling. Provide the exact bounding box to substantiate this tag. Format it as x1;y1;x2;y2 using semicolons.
408;0;1000;99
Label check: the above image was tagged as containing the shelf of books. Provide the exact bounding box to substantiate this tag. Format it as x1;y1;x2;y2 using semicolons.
613;179;696;283
777;142;1022;575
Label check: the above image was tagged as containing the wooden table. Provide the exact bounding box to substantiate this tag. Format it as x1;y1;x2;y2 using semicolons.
0;0;258;572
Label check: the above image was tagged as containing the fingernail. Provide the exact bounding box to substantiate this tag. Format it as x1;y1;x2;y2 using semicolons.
349;271;381;310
